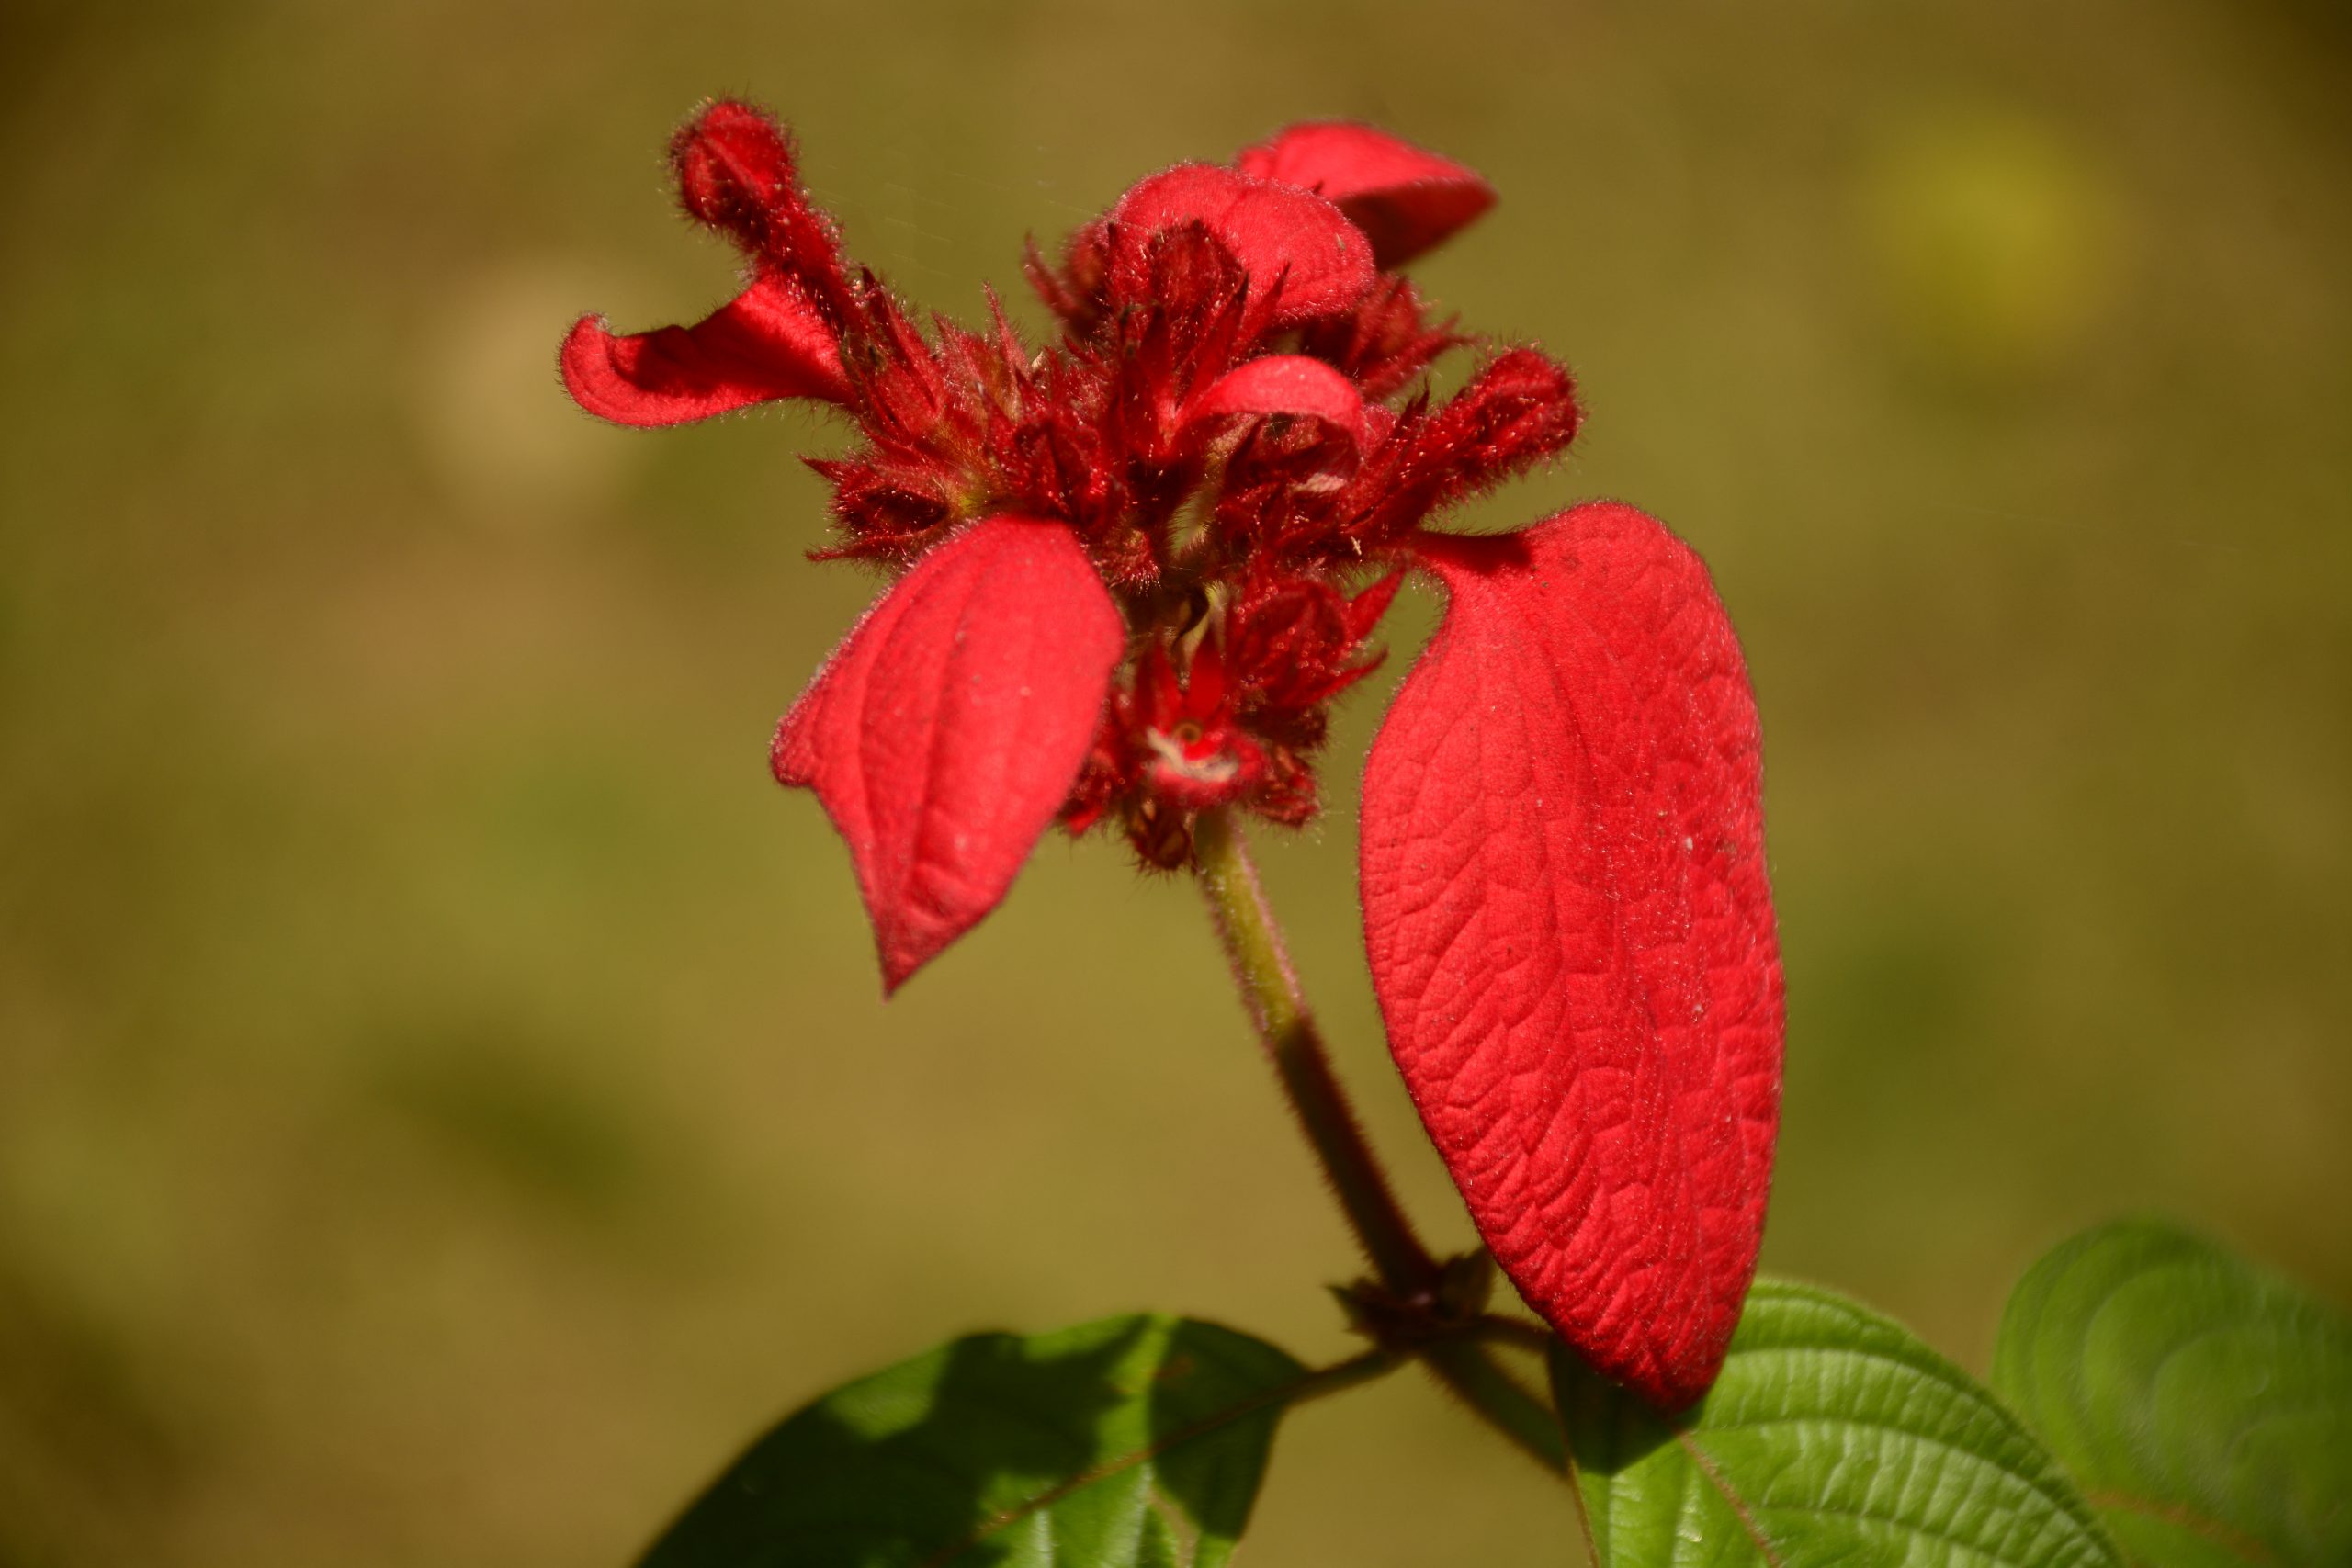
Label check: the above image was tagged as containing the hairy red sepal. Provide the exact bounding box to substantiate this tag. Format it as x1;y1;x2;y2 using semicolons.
561;270;851;425
1236;121;1496;268
1185;355;1369;450
1114;164;1374;327
773;517;1125;992
1359;502;1783;1408
1338;346;1580;546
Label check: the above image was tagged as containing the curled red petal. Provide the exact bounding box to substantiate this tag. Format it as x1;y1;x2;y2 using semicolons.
1184;355;1369;450
1359;502;1783;1408
773;517;1125;993
1235;121;1495;267
560;269;851;427
1114;164;1374;327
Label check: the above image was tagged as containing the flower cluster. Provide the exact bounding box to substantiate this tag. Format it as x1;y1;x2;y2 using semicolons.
564;107;1575;888
563;108;1781;1412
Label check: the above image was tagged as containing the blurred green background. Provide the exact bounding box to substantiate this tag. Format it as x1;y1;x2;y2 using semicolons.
4;0;2347;1562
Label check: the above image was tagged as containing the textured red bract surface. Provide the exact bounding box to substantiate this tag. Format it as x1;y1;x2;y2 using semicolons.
1235;120;1497;269
1360;503;1782;1407
772;518;1125;993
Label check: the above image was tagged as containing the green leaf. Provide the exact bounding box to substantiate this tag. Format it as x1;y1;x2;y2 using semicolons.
1554;1278;2121;1568
639;1313;1319;1568
1992;1220;2352;1568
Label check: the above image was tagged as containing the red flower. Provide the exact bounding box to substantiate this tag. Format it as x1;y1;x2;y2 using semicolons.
562;107;1782;1410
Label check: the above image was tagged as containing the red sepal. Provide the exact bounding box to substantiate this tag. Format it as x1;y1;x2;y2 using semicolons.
1235;121;1495;268
1359;502;1782;1408
773;517;1125;992
1113;164;1375;327
561;270;852;426
1184;355;1369;450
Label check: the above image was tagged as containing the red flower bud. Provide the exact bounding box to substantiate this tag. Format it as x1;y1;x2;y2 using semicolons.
671;100;799;252
1113;164;1377;331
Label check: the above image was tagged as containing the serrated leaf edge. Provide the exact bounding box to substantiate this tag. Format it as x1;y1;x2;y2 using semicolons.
1565;1279;2127;1568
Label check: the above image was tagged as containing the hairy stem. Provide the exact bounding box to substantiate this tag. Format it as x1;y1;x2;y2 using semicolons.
1190;808;1575;1483
1191;808;1437;1293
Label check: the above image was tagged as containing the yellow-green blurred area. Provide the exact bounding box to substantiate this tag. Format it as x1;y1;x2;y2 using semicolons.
3;0;2347;1561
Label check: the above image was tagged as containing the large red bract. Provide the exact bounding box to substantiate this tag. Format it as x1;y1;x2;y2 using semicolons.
1360;504;1783;1407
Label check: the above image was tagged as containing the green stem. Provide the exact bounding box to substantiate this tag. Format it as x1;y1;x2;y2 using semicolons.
1191;809;1437;1294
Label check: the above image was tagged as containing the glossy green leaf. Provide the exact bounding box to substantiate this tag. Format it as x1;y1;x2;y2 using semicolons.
639;1313;1315;1568
1992;1220;2352;1568
1554;1278;2120;1568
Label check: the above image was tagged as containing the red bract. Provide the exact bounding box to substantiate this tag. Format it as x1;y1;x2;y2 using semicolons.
771;517;1124;993
1362;507;1782;1407
562;103;1781;1407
